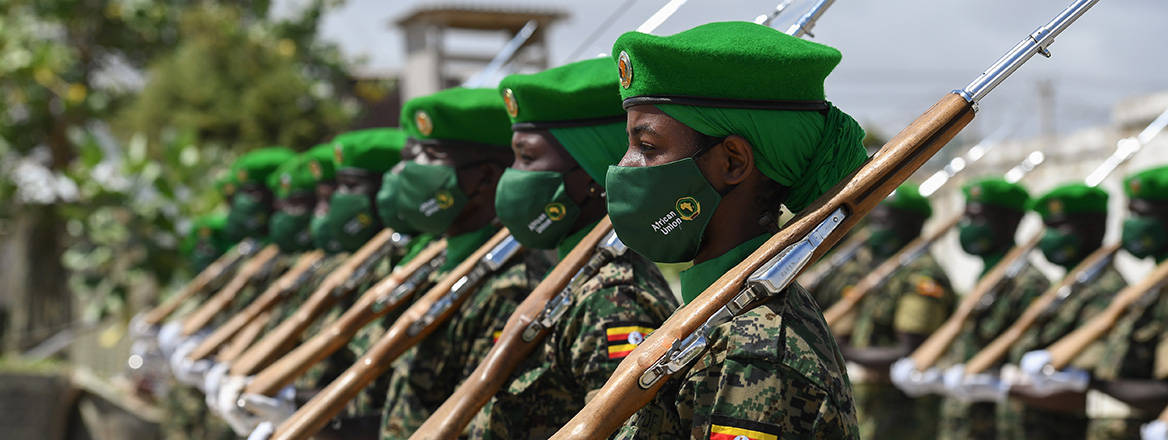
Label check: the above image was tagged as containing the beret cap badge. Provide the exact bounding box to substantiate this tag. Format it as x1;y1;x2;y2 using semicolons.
415;110;434;136
1049;199;1064;215
333;142;344;165
502;88;519;118
617;51;633;89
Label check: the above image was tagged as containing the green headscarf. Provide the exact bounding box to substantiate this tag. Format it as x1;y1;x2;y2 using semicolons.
548;121;629;186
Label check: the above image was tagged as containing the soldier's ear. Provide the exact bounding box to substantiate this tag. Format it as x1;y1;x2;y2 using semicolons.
716;135;755;186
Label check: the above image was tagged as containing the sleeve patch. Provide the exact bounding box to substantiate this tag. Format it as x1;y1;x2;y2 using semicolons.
709;416;780;440
605;322;655;359
492;329;502;343
912;275;944;298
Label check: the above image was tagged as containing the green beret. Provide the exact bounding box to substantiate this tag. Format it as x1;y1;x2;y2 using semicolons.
268;144;336;199
400;87;512;148
331;128;404;174
498;58;625;126
963;177;1029;212
303;143;337;182
882;183;932;218
612;21;839;105
181;213;229;257
1124;165;1168;202
231;147;296;187
1031;183;1108;220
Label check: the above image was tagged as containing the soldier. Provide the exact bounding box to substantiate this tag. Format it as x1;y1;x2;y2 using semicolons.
374;87;553;437
1018;166;1168;440
599;22;865;439
840;183;956;439
458;58;679;439
182;213;231;273
987;182;1125;439
807;228;874;309
937;178;1051;440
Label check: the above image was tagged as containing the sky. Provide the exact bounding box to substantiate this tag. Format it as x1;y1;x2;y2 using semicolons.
305;0;1168;141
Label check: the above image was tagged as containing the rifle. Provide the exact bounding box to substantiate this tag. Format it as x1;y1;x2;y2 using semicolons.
823;213;962;328
796;229;868;293
548;1;1099;437
185;250;326;362
179;244;282;336
961;243;1119;375
243;239;447;396
270;230;522;440
228;229;405;376
408;219;620;439
908;231;1043;370
142;238;260;325
1044;259;1168;369
220;309;274;363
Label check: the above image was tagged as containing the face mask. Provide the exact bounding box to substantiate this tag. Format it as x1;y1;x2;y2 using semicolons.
1039;228;1084;267
389;162;469;234
311;211;344;254
606;158;721;263
958;221;997;256
495;168;582;249
190;242;221;272
270;211;313;252
324;192;379;252
225;192;269;243
376;172;419;235
1122;215;1167;259
866;226;904;259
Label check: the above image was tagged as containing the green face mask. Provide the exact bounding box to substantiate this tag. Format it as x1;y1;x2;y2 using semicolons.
324;192;379;252
311;211;344;254
495;168;582;250
376;171;419;235
606;158;721;263
190;241;222;272
225;192;269;243
270;211;313;252
1122;215;1167;259
1039;228;1084;267
389;162;469;235
958;221;996;256
866;226;904;259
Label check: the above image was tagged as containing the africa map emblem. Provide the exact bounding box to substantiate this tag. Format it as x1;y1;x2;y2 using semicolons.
675;196;700;220
545;202;566;221
435;190;454;209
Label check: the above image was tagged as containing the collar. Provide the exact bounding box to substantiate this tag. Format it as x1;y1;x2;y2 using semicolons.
679;234;770;304
556;220;599;260
441;224;498;271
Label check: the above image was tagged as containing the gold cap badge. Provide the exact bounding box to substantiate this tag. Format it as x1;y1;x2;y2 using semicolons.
618;51;633;89
309;160;323;179
333;142;344;165
1130;178;1142;195
415;110;434;136
236;169;248;183
502;88;519;118
1049;199;1064;216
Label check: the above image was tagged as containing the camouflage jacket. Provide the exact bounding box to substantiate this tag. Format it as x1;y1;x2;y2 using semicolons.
378;250;553;438
1007;263;1126;367
808;247;874;309
850;252;956;348
467;251;679;439
615;283;859;440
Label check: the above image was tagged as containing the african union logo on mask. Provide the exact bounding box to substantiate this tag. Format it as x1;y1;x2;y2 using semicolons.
421;190;455;217
650;196;701;236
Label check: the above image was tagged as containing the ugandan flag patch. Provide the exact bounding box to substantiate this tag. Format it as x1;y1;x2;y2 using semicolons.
605;322;655;359
492;329;502;343
709;416;779;440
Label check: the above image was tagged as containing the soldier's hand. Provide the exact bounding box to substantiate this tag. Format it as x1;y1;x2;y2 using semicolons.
239;387;297;426
129;313;157;341
203;362;231;407
1019;350;1089;396
218;375;262;435
157;322;184;357
248;421;275;440
1141;420;1167;440
942;364;1008;402
169;338;211;386
889;358;942;397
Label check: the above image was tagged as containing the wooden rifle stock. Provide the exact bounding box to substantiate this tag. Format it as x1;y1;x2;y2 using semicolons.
548;93;975;440
823;212;962;328
797;229;870;293
220;309;274;363
909;231;1043;370
244;240;448;396
409;219;614;439
1046;258;1168;369
180;245;281;336
142;240;256;325
186;251;325;362
229;229;397;376
963;243;1120;375
272;230;518;440
1159;405;1168;423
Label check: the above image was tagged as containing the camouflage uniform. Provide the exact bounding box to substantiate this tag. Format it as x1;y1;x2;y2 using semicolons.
378;250;552;438
1086;287;1168;440
466;251;678;439
998;263;1126;440
849;253;955;440
938;263;1050;440
808;247;873;309
615;282;857;439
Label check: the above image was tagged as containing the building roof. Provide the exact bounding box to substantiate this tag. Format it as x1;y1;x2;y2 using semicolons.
394;3;567;31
